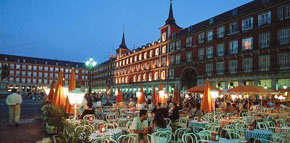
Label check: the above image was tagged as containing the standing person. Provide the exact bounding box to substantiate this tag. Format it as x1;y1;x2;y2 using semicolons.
131;110;149;142
6;88;22;127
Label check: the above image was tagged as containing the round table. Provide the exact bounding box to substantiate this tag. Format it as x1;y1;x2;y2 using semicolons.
210;138;241;143
89;129;122;141
188;120;208;133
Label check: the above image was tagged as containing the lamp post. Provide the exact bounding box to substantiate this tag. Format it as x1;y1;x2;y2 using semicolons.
210;89;219;123
68;89;85;123
85;57;97;95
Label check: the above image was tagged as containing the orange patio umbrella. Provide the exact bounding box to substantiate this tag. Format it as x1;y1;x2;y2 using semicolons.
47;80;55;103
137;84;146;104
151;86;158;106
173;86;180;105
188;85;221;93
227;85;270;94
200;80;213;113
157;81;163;104
52;71;66;107
65;68;76;114
116;84;123;102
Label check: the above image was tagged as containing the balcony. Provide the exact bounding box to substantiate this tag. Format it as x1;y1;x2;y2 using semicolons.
243;68;252;73
217;32;225;38
259;66;270;72
258;19;271;27
198;55;204;60
259;41;270;49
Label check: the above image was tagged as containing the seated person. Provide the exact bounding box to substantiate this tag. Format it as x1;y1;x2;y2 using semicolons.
168;103;180;122
192;104;204;119
152;112;167;132
128;98;136;108
131;110;149;142
80;102;95;119
225;102;235;113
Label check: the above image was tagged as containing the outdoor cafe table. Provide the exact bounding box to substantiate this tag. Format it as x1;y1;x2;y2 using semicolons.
89;129;122;141
219;119;236;128
209;138;241;143
188;120;208;133
245;129;272;141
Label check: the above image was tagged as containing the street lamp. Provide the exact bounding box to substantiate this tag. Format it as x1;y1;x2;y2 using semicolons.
85;57;97;95
68;89;85;123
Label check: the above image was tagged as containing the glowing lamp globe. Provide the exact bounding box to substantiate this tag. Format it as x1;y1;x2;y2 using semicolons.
68;89;85;106
136;91;141;98
210;89;219;99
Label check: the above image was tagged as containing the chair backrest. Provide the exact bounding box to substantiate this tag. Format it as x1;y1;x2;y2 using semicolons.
154;130;172;143
106;114;116;121
117;134;135;143
118;119;129;128
197;130;211;141
105;123;119;129
225;129;241;140
179;117;188;125
257;122;268;130
83;114;95;121
94;121;106;130
174;128;188;142
92;137;117;143
164;118;172;126
182;133;198;143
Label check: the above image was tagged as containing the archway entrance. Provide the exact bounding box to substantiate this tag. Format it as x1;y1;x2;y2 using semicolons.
180;67;198;90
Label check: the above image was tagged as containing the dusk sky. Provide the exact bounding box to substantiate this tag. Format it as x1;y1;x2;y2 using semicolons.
1;0;252;64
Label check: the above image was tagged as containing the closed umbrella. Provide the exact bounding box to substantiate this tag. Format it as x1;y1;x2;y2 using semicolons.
65;68;76;114
200;80;213;113
151;86;157;106
138;84;146;104
47;80;55;103
157;81;163;104
188;85;221;93
116;84;123;102
52;71;66;107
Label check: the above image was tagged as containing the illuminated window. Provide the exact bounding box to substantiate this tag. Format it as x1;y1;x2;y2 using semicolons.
155;48;159;56
207;30;213;41
139;54;142;61
229;40;238;54
186;37;192;47
176;40;181;50
198;32;204;44
242;37;253;51
150;50;153;57
161;71;166;80
162;45;166;54
154;72;159;80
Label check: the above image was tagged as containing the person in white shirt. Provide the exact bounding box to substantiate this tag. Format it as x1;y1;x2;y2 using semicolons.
128;98;135;108
6;88;22;127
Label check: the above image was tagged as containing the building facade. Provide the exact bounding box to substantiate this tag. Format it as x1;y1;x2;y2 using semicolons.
95;0;290;94
0;54;89;93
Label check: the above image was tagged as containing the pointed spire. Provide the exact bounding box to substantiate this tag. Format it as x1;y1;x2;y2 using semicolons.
165;0;176;25
119;29;128;49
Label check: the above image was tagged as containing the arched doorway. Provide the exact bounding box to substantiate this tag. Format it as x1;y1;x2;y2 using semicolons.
180;67;198;90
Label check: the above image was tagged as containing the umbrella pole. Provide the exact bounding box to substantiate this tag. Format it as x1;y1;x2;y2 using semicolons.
248;93;250;112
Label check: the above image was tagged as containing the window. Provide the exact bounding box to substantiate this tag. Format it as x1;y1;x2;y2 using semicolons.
206;46;213;59
207;30;213;41
154;72;159;80
39;72;42;77
33;72;37;77
217;43;225;56
278;52;290;68
16;64;20;69
278;28;290;45
232;8;238;16
10;64;14;69
27;78;31;83
22;65;26;70
206;63;213;75
134;55;137;62
186;37;192;47
33;66;37;70
27;72;31;76
143;73;146;81
55;67;59;72
44;73;48;77
176;40;181;50
198;48;204;60
243;58;253;73
176;54;180;65
259;55;270;71
186;51;192;62
198;32;205;44
130;57;133;63
170;42;175;51
259;32;270;48
144;52;147;59
217;26;225;38
155;48;159;56
33;78;37;84
161;71;166;80
28;65;32;70
169;69;174;79
162;45;166;54
162;32;167;42
278;4;290;21
209;18;214;24
229;40;238;54
150;50;153;57
149;73;152;81
21;78;25;83
22;72;26;76
16;71;20;76
229;22;239;35
258;11;271;27
229;60;238;74
139;54;142;61
170;55;175;65
242;37;253;51
242;17;253;31
216;62;224;75
39;66;43;71
44;66;48;71
162;57;166;66
39;79;42;84
50;67;53;72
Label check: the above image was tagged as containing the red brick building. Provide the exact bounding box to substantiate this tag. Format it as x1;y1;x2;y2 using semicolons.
95;0;290;94
0;54;89;93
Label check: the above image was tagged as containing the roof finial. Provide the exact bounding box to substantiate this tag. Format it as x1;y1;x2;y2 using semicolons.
119;26;128;49
166;0;176;25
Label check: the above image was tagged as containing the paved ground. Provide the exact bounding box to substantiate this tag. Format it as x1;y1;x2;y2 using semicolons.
0;98;48;143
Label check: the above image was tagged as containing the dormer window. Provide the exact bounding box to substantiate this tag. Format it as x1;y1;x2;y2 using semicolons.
56;62;58;66
23;59;26;63
232;8;238;16
17;59;20;62
209;18;214;25
155;48;159;56
162;32;167;42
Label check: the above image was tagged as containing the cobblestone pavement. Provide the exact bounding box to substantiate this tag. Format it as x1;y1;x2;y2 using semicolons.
0;98;48;143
